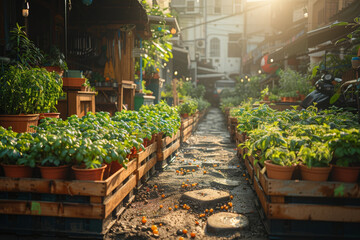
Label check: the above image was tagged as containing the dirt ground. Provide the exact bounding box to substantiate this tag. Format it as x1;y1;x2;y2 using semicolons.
106;108;268;240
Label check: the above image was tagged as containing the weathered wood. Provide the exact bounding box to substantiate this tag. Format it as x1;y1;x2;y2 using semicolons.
0;199;104;219
161;131;180;148
161;139;180;161
137;156;157;180
136;142;157;164
244;158;254;181
257;164;360;198
105;159;137;196
0;177;106;197
90;196;103;204
268;203;360;222
254;176;268;214
104;174;137;218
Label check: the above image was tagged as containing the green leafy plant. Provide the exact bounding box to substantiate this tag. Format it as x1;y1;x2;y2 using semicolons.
42;45;68;70
8;24;43;67
298;142;332;167
327;128;360;167
265;147;297;167
179;99;198;115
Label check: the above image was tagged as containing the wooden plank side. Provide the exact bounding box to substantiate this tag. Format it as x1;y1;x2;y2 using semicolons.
162;131;180;148
268;203;360;222
181;119;190;129
244;158;254;180
162;139;180;160
262;172;360;198
136;142;158;164
183;125;193;137
104;175;137;218
254;176;268;215
0;199;104;219
137;156;157;180
105;159;137;196
0;177;106;197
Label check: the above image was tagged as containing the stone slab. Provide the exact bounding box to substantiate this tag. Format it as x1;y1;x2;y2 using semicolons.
207;212;249;233
181;189;230;207
211;178;241;188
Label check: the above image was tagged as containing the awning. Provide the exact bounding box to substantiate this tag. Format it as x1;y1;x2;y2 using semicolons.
173;46;190;76
197;73;227;79
148;15;180;35
268;22;354;63
69;0;150;37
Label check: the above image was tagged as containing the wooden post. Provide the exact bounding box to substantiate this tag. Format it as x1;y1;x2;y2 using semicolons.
172;78;178;106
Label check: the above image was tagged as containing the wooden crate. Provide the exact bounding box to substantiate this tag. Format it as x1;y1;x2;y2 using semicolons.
156;131;180;170
252;162;360;239
136;142;158;188
0;157;139;238
181;118;193;144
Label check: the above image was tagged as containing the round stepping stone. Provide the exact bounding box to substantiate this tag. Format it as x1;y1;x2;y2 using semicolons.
211;179;241;188
207;212;249;233
181;189;230;208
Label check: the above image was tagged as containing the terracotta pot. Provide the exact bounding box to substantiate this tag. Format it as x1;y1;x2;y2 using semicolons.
44;66;64;76
300;164;332;181
2;164;33;178
264;160;296;180
38;165;69;180
299;94;306;101
0;114;39;133
38;112;60;121
263;96;269;101
181;113;189;118
103;163;112;179
72;164;106;181
62;77;86;89
110;161;123;175
331;165;360;183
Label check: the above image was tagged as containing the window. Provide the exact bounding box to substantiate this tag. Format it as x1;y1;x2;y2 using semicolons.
187;1;195;12
234;0;242;13
210;38;220;57
228;33;242;57
215;0;222;14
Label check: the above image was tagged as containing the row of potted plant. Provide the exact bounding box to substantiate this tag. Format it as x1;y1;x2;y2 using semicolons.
0;24;65;133
234;104;360;182
0;102;181;181
178;98;198;118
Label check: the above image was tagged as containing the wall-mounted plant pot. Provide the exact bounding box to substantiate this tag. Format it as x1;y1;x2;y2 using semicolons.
331;165;360;183
300;164;332;181
1;164;33;178
264;160;296;180
0;114;39;133
62;77;86;89
72;164;106;181
39;165;70;180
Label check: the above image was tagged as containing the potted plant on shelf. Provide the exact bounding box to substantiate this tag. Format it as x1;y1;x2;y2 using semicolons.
264;147;298;180
328;128;360;182
0;25;47;132
261;87;269;101
0;128;35;178
42;45;68;76
298;142;332;181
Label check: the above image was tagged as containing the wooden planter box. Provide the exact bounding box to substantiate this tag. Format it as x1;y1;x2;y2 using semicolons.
135;142;158;188
0;158;138;238
0;141;157;239
252;161;360;239
181;117;194;144
156;131;180;170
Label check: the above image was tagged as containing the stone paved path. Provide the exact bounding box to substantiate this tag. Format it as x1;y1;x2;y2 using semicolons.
107;108;267;240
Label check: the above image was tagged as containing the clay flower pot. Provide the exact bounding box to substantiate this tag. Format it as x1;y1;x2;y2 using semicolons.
72;164;107;181
264;160;296;180
300;164;332;181
2;164;33;178
181;113;189;118
331;165;360;183
110;161;123;175
38;165;70;180
0;114;39;133
38;112;60;121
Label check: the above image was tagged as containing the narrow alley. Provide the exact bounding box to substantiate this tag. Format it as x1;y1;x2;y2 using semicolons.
108;108;267;240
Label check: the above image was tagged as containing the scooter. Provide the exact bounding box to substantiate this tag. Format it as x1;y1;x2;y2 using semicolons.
301;72;344;110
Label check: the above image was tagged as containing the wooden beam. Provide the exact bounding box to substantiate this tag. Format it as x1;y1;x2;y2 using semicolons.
105;159;137;196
